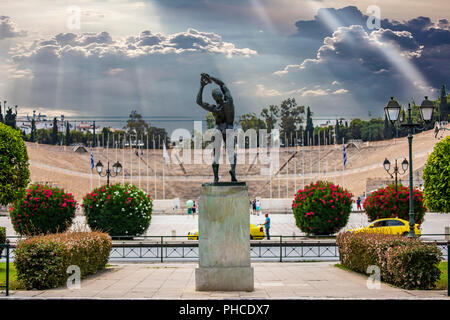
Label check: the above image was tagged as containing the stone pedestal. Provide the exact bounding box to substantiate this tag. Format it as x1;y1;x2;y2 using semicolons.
195;182;254;291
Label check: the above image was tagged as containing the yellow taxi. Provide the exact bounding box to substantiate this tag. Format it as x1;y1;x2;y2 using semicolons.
188;224;265;240
348;218;421;237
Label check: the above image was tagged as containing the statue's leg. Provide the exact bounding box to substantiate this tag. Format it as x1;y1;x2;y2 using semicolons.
229;153;237;182
212;135;221;183
225;132;237;182
212;163;219;183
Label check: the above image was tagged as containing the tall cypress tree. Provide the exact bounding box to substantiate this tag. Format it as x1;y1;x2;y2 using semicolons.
65;121;71;146
30;118;36;142
52;117;58;145
305;106;313;146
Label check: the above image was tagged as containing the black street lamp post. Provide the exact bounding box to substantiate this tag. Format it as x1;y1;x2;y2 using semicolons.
383;158;409;191
96;160;122;186
384;96;434;237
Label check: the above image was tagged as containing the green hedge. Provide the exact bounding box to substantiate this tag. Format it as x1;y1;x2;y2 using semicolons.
423;136;450;213
336;232;442;289
14;232;112;290
0;122;30;206
0;227;5;244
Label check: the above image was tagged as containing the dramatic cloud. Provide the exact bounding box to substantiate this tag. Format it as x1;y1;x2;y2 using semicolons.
6;28;257;125
274;6;450;113
0;16;26;39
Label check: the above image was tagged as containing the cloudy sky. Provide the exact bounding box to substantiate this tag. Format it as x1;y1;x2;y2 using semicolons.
1;0;449;131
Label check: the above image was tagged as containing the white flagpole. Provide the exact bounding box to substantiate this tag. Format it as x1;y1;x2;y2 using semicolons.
334;159;337;185
277;156;280;199
146;133;149;194
97;142;100;187
90;142;93;191
286;159;289;198
122;134;125;185
138;133;141;189
162;139;165;200
310;138;312;184
153;137;157;200
130;134;133;186
342;137;345;188
294;155;297;192
318;130;321;180
302;131;305;189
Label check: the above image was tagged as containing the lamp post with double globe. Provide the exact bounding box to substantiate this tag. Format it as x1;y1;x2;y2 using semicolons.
383;158;409;192
384;96;434;237
96;160;122;187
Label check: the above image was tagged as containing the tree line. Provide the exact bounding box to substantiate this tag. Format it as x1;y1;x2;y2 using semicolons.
234;98;438;147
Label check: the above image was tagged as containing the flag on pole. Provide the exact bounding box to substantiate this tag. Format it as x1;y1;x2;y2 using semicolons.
343;141;347;167
90;147;94;170
163;143;170;164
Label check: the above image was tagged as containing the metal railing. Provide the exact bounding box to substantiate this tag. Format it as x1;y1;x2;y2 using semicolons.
3;235;448;263
103;235;448;262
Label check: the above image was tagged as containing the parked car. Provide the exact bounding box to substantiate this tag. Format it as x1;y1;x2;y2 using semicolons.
347;218;421;237
188;224;265;240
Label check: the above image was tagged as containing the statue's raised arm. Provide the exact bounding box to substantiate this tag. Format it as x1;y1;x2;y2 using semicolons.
208;75;233;103
196;73;221;113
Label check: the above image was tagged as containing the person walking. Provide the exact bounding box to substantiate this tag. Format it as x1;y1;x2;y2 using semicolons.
252;199;256;215
356;196;362;212
255;199;261;216
192;201;197;218
263;213;271;240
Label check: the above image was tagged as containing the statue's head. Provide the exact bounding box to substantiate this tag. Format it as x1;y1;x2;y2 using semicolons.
212;88;223;104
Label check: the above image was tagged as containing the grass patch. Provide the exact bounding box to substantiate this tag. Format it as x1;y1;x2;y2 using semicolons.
335;262;448;290
0;262;25;290
436;262;448;290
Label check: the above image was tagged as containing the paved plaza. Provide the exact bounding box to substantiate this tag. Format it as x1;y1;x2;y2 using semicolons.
8;262;448;299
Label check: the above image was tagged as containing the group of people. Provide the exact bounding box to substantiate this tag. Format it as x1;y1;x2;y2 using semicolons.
250;199;270;240
251;199;261;215
186;200;197;217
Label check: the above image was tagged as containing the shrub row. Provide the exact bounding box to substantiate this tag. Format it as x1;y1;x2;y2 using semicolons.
10;182;153;238
14;232;112;290
336;232;442;289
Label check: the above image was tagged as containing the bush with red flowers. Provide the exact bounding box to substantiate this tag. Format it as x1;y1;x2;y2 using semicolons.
9;183;77;236
363;184;425;224
82;183;152;238
292;181;353;235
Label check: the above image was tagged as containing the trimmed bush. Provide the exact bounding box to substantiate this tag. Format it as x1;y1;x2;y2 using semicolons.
363;184;425;224
82;183;152;237
14;231;111;290
9;183;77;236
292;181;353;235
0;122;30;206
423;136;450;213
336;232;442;289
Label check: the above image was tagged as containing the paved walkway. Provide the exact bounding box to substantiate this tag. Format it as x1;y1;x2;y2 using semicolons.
9;262;448;299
